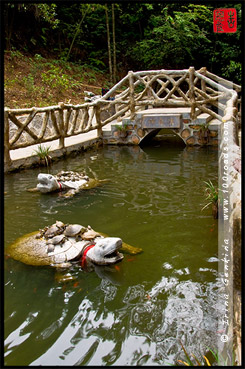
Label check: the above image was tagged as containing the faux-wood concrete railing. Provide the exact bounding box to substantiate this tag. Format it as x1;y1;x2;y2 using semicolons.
4;66;241;166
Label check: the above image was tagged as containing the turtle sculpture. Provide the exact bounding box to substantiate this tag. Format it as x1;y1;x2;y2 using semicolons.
28;171;106;197
6;221;142;268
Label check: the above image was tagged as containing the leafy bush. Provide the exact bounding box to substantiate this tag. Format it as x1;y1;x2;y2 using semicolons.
128;5;213;69
41;66;70;90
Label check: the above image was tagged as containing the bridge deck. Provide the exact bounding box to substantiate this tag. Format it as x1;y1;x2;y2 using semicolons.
137;107;211;123
137;107;192;115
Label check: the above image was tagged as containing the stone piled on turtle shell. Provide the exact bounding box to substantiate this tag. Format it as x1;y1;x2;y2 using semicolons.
49;234;67;245
6;221;142;267
35;220;65;239
44;224;64;238
35;221;102;254
55;171;89;183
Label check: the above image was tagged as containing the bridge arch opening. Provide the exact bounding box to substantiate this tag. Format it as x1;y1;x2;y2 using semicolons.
139;128;186;148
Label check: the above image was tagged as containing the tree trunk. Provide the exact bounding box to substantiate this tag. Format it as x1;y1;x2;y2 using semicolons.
105;4;113;83
66;6;89;61
112;4;117;84
5;5;15;51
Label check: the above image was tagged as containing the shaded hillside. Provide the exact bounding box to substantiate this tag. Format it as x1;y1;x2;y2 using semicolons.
4;51;112;109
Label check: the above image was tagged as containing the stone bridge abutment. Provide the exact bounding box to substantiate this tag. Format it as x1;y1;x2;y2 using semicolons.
103;107;220;147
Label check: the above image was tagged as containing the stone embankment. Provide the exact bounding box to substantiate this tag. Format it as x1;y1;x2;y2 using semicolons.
219;119;241;365
5;113;103;173
229;149;241;366
6;133;102;173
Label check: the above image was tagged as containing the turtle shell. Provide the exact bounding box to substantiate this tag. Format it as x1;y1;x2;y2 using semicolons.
5;231;89;266
64;224;86;237
44;224;63;238
82;229;101;240
48;234;66;245
55;220;65;228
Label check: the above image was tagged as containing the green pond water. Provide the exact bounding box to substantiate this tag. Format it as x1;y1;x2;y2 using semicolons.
4;141;220;366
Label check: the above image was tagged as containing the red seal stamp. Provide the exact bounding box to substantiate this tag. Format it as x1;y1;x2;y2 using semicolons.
213;8;237;33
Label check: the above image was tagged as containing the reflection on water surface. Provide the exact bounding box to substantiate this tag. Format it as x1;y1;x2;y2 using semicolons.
4;143;220;365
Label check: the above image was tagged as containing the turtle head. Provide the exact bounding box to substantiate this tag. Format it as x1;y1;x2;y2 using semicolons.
37;173;60;193
86;237;124;265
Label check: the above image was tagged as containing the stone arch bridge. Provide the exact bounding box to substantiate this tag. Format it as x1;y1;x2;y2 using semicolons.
103;107;221;146
100;67;240;147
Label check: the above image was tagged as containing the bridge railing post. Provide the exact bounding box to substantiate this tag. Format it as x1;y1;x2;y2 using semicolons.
4;109;12;168
147;75;153;109
95;105;102;138
189;66;196;120
200;67;207;93
128;71;135;119
58;102;65;149
200;67;207;109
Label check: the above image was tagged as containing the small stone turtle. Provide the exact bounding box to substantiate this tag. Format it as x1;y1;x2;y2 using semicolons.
35;226;49;239
47;234;67;246
82;228;101;240
36;221;65;239
46;233;67;254
64;224;86;240
56;220;65;228
44;224;64;238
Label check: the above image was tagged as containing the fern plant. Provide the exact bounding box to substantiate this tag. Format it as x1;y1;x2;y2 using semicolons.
201;180;220;218
33;144;52;167
202;180;218;210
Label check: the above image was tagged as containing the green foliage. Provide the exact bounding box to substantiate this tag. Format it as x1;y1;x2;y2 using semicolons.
88;51;106;68
4;3;242;83
134;83;145;93
201;180;219;211
34;53;44;62
4;76;19;89
8;48;23;60
37;4;59;28
115;123;129;132
41;66;70;90
5;48;104;107
33;144;51;167
209;3;242;84
222;60;242;84
129;4;213;69
22;74;37;93
37;60;84;90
